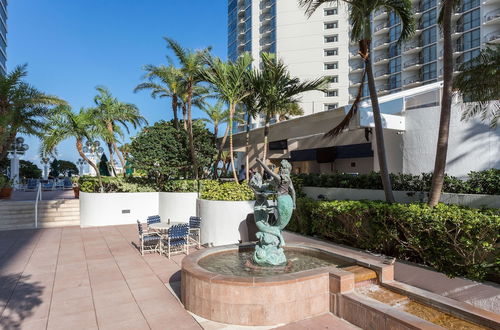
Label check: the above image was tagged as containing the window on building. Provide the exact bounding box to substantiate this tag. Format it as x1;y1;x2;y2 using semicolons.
458;9;480;32
389;25;402;43
389;43;401;57
420;9;437;29
421;62;437;81
389;12;401;26
460;0;480;12
324;21;338;29
388;74;401;90
421;26;437;45
389;57;401;73
324;103;338;111
325;90;338;97
326;75;338;83
420;0;437;12
421;44;436;63
324;8;338;15
461;48;480;64
458;28;480;51
324;62;338;70
324;48;338;56
324;35;338;43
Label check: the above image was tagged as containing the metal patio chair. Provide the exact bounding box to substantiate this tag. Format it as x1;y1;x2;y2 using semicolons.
137;220;161;255
188;216;201;249
161;223;189;259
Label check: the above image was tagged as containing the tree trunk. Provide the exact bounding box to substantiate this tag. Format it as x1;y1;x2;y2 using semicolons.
214;125;230;179
172;95;179;129
76;138;103;190
365;43;395;203
186;84;199;179
182;104;187;130
261;114;270;173
245;114;250;181
0;131;16;165
229;103;238;182
106;143;116;177
113;142;126;173
429;1;454;207
213;125;218;148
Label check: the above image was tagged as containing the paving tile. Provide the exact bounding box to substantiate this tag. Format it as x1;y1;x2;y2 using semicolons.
46;309;98;330
94;301;145;328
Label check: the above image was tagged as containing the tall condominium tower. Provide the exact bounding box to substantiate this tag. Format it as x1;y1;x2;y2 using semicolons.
228;0;352;129
0;0;6;76
349;0;500;101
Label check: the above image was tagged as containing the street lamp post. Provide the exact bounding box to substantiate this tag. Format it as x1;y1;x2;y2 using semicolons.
82;141;104;177
40;156;50;180
76;158;86;176
8;137;29;188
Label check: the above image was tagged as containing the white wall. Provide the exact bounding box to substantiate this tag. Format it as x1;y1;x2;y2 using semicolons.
80;192;159;227
403;105;500;178
159;192;198;224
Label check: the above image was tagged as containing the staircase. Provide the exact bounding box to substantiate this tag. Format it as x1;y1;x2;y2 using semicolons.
0;199;80;231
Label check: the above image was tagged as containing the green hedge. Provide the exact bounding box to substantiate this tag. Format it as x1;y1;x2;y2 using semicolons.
200;180;254;201
162;180;202;192
293;169;500;195
78;177;157;193
288;198;500;281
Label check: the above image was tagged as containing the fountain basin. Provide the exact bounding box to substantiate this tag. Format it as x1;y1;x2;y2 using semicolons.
181;242;393;326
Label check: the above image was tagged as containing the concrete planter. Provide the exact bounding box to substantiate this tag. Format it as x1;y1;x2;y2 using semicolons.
302;186;500;208
80;192;159;227
197;198;255;247
159;192;198;223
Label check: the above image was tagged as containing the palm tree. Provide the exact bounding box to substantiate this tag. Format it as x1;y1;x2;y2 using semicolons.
91;86;147;176
134;64;183;129
428;0;459;207
453;44;500;128
178;84;211;130
251;52;327;163
299;0;414;203
42;106;105;189
277;102;304;122
199;52;253;182
241;85;261;180
0;64;65;162
165;38;211;179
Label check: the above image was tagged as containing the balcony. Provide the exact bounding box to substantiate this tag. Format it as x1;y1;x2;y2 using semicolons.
350;63;364;72
403;41;422;54
412;6;423;17
374;22;390;35
374;69;390;79
485;9;500;24
403;75;422;87
374;55;389;65
376;84;390;95
373;38;390;50
484;30;500;43
349;79;362;87
373;8;387;20
349;50;360;58
260;13;273;21
238;7;245;15
403;58;423;70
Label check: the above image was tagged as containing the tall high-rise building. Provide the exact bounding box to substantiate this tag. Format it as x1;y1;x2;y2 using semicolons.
228;0;352;130
349;0;499;101
0;0;7;76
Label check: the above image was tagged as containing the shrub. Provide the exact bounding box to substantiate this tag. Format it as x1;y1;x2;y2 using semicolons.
288;198;500;281
200;180;254;201
78;176;156;193
162;180;202;192
292;169;500;195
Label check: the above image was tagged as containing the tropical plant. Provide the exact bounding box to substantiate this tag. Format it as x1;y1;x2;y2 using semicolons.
299;0;415;203
164;38;211;179
428;0;459;207
19;160;42;179
0;64;65;165
241;83;261;180
250;52;327;163
91;86;147;176
453;44;500;129
42;106;105;189
134;64;183;129
199;52;253;182
48;159;78;177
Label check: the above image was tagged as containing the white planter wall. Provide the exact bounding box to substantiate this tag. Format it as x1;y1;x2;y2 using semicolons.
159;192;198;223
197;199;255;247
80;192;159;227
302;187;500;208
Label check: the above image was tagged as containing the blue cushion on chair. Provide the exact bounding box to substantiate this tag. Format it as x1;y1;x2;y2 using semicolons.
189;216;201;228
147;215;161;225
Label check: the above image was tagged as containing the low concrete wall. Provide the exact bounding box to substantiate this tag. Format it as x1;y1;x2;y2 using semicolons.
302;187;500;208
80;192;159;227
159;192;198;223
197;198;255;247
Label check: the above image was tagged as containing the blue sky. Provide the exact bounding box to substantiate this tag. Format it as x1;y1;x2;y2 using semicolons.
8;0;227;166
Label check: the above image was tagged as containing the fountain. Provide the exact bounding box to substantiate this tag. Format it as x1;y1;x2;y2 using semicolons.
180;160;499;328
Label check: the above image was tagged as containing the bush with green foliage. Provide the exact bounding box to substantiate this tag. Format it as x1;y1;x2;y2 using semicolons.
200;180;254;201
293;169;500;195
19;160;42;179
288;198;499;281
162;180;202;192
49;159;79;177
0;174;12;189
128;120;216;185
78;176;156;193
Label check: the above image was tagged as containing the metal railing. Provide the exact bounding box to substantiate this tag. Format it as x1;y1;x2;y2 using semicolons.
34;182;42;228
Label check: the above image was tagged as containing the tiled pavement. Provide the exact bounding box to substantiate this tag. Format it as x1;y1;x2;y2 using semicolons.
0;226;357;330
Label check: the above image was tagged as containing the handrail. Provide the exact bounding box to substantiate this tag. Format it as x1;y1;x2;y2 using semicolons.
35;182;42;228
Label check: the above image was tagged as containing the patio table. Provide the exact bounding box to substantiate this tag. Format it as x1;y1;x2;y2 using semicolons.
149;221;185;232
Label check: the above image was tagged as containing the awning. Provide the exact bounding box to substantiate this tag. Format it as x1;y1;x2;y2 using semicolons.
287;129;366;151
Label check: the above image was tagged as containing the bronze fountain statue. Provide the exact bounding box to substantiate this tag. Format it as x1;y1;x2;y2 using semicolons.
249;159;296;266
